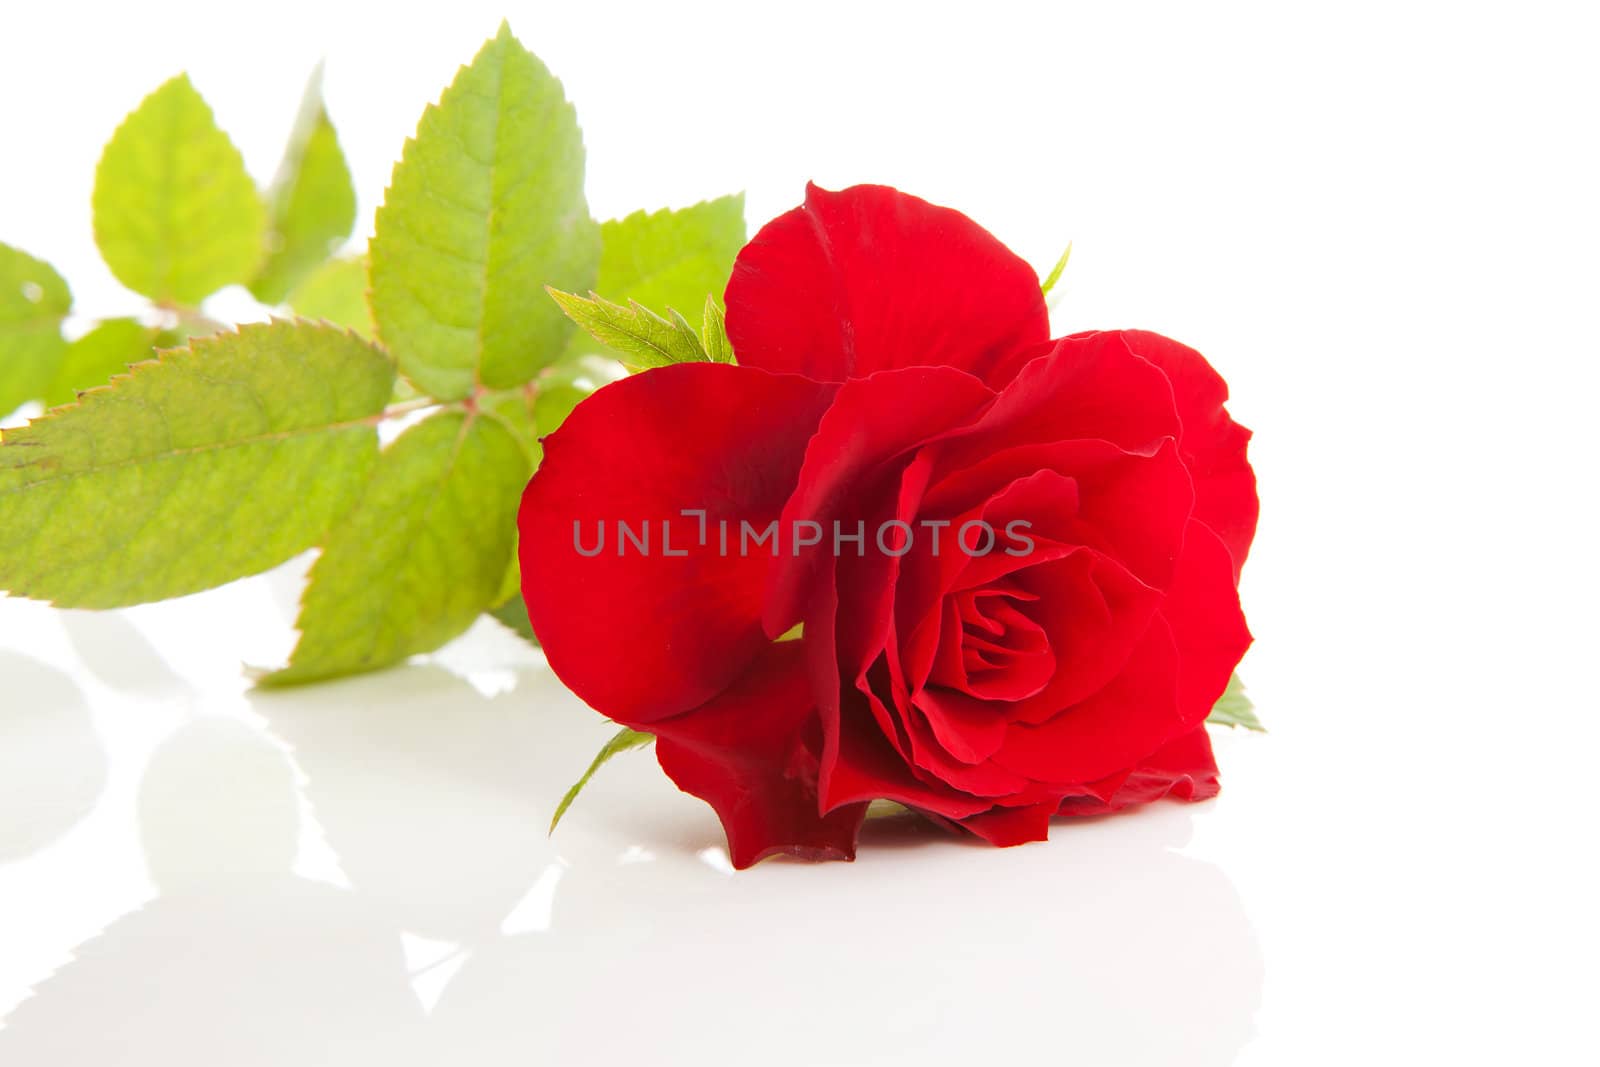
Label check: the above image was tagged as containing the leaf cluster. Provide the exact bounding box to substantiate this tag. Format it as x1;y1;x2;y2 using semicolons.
0;23;745;682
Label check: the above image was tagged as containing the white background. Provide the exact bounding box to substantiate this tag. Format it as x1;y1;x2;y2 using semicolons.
3;1;1598;1064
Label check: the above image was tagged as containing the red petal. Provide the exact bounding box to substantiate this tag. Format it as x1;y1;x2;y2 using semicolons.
725;184;1050;385
991;617;1187;784
653;642;867;869
1004;549;1164;722
1058;727;1221;816
939;331;1182;460
896;459;1172;707
928;439;1193;592
1118;330;1258;579
818;674;995;820
895;469;1081;695
911;685;1013;766
763;364;996;638
518;364;834;725
1160;520;1254;724
958;801;1055;847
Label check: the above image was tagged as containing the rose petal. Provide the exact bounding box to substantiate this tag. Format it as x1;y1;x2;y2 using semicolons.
725;183;1049;385
939;331;1182;460
1057;726;1221;816
896;470;1082;694
818;677;995;820
1005;549;1165;721
898;459;1172;701
924;438;1193;592
909;685;1012;767
991;617;1187;784
957;801;1056;847
763;365;996;638
1118;330;1258;579
931;593;1055;702
519;363;834;725
1159;520;1254;724
653;642;868;869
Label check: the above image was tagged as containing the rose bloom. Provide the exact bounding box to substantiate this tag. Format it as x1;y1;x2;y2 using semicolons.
520;184;1256;868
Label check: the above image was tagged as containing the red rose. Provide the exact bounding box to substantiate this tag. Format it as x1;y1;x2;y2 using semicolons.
519;184;1256;867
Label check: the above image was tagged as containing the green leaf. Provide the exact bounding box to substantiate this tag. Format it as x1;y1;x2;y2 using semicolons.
43;318;159;407
0;242;72;418
543;195;746;369
92;74;266;305
1040;241;1072;302
595;195;745;304
1207;673;1264;731
250;66;358;305
567;195;745;357
481;384;543;467
287;256;372;337
547;289;708;369
485;551;536;645
0;321;394;608
488;592;538;645
702;293;734;364
369;23;599;399
550;727;653;833
266;410;532;684
532;354;625;435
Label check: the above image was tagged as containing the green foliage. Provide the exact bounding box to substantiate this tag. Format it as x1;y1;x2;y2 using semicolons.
251;67;358;305
1208;674;1264;731
543;195;746;370
550;727;654;833
702;294;734;364
265;410;530;684
43;319;160;407
288;256;372;337
598;196;745;303
549;288;725;369
1040;241;1072;301
566;196;744;351
533;354;626;435
92;74;265;305
0;322;393;608
0;25;749;686
0;243;72;418
481;384;543;466
489;593;538;644
369;23;599;400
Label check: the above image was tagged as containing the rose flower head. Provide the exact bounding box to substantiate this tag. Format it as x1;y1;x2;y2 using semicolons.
519;183;1256;868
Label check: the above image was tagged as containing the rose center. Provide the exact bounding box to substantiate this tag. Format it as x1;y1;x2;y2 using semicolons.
929;582;1057;703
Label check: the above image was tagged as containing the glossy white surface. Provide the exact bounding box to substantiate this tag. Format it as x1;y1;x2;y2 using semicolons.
1;587;1272;1066
2;557;1596;1065
4;1;1598;1063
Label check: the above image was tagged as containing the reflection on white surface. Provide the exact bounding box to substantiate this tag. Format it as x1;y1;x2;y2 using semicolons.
0;592;1261;1065
0;654;106;864
499;862;567;937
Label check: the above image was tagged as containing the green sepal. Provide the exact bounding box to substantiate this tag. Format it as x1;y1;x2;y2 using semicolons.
1207;673;1264;731
550;727;654;834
